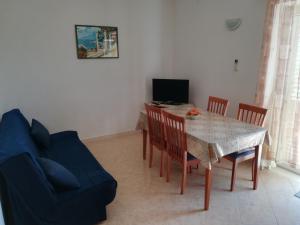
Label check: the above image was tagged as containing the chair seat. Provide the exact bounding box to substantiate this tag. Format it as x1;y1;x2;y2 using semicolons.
226;148;255;159
187;152;199;161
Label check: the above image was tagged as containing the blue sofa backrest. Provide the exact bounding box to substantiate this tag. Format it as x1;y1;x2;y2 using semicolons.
0;109;56;224
0;109;39;160
0;109;49;183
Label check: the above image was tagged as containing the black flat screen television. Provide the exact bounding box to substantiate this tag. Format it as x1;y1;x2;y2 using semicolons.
152;79;189;104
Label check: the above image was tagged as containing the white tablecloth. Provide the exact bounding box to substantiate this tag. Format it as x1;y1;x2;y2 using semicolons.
137;104;270;169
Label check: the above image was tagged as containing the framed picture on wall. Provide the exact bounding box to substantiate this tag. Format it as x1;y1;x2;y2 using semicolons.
75;25;119;59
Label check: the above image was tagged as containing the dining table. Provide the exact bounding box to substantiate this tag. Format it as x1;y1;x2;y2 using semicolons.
137;104;270;210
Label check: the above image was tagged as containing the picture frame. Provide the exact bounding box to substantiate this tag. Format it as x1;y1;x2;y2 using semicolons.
75;25;119;59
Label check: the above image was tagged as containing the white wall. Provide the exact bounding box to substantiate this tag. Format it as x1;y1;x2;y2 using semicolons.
0;0;267;139
0;0;175;139
173;0;267;116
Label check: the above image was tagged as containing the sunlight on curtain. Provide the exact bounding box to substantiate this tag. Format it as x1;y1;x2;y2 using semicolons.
256;0;300;171
276;5;300;170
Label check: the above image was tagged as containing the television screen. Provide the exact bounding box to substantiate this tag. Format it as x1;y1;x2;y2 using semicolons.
152;79;189;104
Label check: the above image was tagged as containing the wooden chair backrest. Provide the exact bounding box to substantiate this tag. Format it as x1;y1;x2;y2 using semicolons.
237;103;268;127
162;110;187;162
207;96;229;116
145;104;165;149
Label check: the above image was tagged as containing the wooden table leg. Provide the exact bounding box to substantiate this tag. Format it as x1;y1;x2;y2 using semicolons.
253;145;261;190
143;129;147;160
204;168;212;210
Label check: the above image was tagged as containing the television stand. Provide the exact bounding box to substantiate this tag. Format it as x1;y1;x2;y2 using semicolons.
152;101;186;106
168;102;185;105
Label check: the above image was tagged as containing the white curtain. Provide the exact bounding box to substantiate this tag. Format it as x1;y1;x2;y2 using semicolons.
256;0;300;170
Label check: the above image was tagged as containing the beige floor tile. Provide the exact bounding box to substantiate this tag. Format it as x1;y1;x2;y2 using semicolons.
85;132;300;225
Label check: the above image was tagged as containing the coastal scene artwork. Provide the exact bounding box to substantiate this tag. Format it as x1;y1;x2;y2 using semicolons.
75;25;119;59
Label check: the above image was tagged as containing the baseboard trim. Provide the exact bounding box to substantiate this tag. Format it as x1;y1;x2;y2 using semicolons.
82;130;140;144
277;163;300;176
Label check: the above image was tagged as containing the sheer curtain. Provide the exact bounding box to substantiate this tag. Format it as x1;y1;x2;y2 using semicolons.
256;0;300;171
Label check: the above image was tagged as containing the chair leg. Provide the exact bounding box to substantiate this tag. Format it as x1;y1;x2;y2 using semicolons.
204;168;212;210
166;155;171;182
230;160;238;192
181;160;187;194
192;164;198;169
142;129;147;160
149;144;153;168
160;150;163;177
251;158;255;181
253;145;260;190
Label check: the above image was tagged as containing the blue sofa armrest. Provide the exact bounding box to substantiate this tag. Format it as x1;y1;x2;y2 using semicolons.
48;170;117;225
0;153;57;224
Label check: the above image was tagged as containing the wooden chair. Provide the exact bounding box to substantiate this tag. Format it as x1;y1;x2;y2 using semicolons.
162;110;200;194
145;104;166;177
207;96;229;116
224;103;267;191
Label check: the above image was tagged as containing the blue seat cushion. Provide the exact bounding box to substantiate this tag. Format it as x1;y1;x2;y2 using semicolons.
38;157;80;191
187;152;198;161
31;119;51;149
227;148;255;159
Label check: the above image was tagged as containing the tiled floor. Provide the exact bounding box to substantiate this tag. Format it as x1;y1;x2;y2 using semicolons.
85;132;300;225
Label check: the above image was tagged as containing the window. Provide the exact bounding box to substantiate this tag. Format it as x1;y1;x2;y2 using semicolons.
290;14;300;100
270;3;300;172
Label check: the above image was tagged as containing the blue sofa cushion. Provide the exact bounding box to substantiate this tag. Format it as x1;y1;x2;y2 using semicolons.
38;157;80;191
43;131;117;224
0;109;39;158
31;119;50;149
45;131;104;172
46;131;117;204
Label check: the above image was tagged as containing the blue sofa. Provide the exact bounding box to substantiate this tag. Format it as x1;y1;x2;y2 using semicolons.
0;109;117;225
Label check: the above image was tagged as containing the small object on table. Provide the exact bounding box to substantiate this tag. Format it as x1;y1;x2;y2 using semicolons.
186;108;201;120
